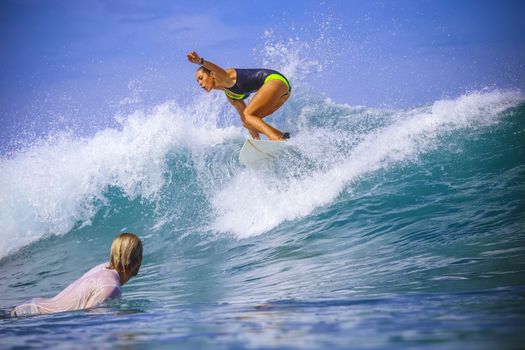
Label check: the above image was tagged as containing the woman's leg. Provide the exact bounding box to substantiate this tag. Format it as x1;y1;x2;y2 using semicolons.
244;80;290;140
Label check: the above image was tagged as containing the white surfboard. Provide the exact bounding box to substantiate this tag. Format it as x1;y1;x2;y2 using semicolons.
239;138;289;166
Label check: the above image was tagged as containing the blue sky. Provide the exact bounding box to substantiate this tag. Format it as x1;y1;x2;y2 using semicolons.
1;0;524;151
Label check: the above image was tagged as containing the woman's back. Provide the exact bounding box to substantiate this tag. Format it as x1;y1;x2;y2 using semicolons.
12;263;121;316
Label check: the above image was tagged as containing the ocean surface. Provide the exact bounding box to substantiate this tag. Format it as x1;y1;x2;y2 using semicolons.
1;87;524;349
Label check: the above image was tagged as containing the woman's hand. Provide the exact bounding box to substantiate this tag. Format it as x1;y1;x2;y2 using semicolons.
187;51;202;65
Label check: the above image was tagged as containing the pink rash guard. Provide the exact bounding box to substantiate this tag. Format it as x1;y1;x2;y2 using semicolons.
12;263;121;316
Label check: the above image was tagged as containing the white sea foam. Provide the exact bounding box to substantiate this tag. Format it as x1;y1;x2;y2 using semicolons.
0;96;240;259
0;88;521;258
211;89;524;238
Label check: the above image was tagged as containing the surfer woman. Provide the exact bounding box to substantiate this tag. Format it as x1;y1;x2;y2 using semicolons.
11;233;143;317
187;50;291;141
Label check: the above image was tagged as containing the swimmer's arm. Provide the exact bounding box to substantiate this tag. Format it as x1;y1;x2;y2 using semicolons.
227;98;260;139
11;276;119;317
11;294;78;316
187;50;233;86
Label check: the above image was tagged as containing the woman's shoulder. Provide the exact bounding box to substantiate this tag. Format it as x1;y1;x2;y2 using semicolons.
225;68;237;77
94;267;121;292
85;267;122;303
83;263;119;282
84;263;110;275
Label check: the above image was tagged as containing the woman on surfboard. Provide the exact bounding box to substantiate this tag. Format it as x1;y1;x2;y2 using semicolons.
187;50;291;141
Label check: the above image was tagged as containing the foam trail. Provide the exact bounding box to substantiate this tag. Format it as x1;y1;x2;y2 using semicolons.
211;90;524;238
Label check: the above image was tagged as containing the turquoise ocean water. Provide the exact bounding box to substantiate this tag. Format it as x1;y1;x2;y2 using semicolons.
1;86;524;349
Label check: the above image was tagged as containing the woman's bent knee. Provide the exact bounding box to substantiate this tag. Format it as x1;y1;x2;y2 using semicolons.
244;113;258;126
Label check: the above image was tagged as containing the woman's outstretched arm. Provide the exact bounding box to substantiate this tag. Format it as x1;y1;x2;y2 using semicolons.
187;51;233;87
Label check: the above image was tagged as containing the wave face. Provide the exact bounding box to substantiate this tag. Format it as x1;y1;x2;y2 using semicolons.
1;74;525;347
1;90;523;256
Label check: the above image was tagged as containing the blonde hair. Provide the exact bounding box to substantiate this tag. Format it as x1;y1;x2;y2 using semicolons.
109;233;143;273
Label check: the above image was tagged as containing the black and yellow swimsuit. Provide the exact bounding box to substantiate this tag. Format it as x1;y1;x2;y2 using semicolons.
223;69;291;100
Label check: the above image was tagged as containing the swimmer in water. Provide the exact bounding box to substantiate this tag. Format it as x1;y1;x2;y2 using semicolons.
11;233;142;317
187;50;291;141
